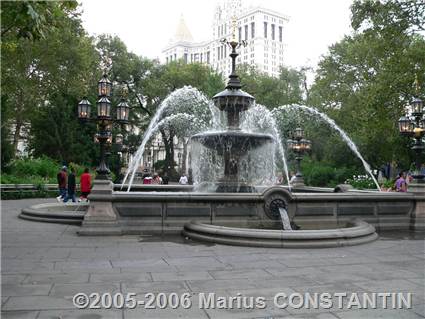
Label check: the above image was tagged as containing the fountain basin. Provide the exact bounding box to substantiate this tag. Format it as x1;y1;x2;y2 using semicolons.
182;219;378;248
191;130;274;155
19;184;420;238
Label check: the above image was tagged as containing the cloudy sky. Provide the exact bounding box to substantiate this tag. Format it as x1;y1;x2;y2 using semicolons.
80;0;353;70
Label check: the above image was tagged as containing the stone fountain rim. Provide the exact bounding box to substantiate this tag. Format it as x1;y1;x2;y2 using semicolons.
182;218;379;248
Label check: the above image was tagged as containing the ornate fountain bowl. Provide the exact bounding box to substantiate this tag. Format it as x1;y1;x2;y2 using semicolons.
191;130;274;156
212;88;255;112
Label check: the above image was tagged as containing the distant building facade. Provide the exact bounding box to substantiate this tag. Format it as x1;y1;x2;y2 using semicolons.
162;0;289;77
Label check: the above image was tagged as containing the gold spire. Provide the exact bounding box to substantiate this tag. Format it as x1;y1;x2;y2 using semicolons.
174;15;193;42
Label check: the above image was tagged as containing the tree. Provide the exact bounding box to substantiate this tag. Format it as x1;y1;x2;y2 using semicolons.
1;1;78;165
237;64;305;108
1;1;101;165
308;0;425;171
149;60;224;176
1;1;78;41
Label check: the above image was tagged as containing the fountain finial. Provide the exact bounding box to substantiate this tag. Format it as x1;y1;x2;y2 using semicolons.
230;15;238;43
212;12;254;130
219;14;247;90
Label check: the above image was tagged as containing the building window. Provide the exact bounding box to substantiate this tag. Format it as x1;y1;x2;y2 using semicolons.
251;22;255;38
166;57;168;63
238;27;242;41
279;26;283;42
207;51;210;63
183;53;188;63
174;53;176;60
264;22;267;38
200;53;203;63
224;45;227;58
217;26;220;37
244;25;248;40
271;24;275;40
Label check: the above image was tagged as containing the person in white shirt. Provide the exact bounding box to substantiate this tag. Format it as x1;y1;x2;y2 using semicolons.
179;174;188;185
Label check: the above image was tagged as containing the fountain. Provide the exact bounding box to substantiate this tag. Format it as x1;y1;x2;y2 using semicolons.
19;18;425;243
191;36;274;193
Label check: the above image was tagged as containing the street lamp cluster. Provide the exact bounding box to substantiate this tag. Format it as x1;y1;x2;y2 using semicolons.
77;74;130;179
398;91;424;181
287;127;311;185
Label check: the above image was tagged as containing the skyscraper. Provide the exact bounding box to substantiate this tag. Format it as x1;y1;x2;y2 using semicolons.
162;1;289;77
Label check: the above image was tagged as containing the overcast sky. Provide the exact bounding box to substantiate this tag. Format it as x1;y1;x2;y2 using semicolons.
80;0;353;70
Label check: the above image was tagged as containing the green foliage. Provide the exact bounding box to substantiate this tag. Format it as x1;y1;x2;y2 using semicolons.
2;1;100;165
351;0;425;36
0;156;94;185
1;1;78;41
1;95;14;170
308;0;425;172
299;158;360;188
237;64;305;108
1;156;59;183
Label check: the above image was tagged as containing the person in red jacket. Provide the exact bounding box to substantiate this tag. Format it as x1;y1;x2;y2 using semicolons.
79;168;91;202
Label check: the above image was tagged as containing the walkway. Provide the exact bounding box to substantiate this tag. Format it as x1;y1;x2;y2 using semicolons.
1;199;424;318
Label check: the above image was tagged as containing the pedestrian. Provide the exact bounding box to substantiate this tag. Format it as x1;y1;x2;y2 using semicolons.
79;168;91;202
152;173;163;184
276;173;284;185
143;174;152;184
63;167;77;202
394;172;407;192
406;172;413;185
289;171;297;183
162;172;169;185
56;166;68;202
179;173;188;185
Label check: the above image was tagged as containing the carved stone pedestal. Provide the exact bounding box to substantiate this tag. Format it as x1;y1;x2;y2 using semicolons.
78;178;121;236
409;180;425;231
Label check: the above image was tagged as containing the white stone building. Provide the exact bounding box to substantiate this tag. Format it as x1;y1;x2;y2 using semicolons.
162;0;289;77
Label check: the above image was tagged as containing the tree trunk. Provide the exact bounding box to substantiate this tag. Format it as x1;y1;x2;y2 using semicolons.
12;118;23;156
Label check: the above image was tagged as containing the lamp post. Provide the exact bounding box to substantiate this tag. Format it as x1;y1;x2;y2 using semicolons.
398;77;424;187
77;74;130;180
287;127;311;186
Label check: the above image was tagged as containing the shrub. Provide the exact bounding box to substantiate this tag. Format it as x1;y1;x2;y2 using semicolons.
345;175;376;189
1;156;59;183
299;159;361;187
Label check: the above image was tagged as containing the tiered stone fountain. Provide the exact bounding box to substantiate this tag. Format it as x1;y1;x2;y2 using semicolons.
191;37;273;193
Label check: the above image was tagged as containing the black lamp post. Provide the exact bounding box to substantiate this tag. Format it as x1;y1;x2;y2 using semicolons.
77;74;130;179
287;127;311;185
398;79;424;182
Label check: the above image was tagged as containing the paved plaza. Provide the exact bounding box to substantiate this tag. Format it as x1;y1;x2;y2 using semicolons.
1;198;425;319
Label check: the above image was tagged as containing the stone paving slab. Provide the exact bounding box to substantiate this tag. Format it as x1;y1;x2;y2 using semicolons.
22;273;90;285
2;284;52;297
1;198;425;319
37;309;122;319
49;283;121;298
1;311;39;319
